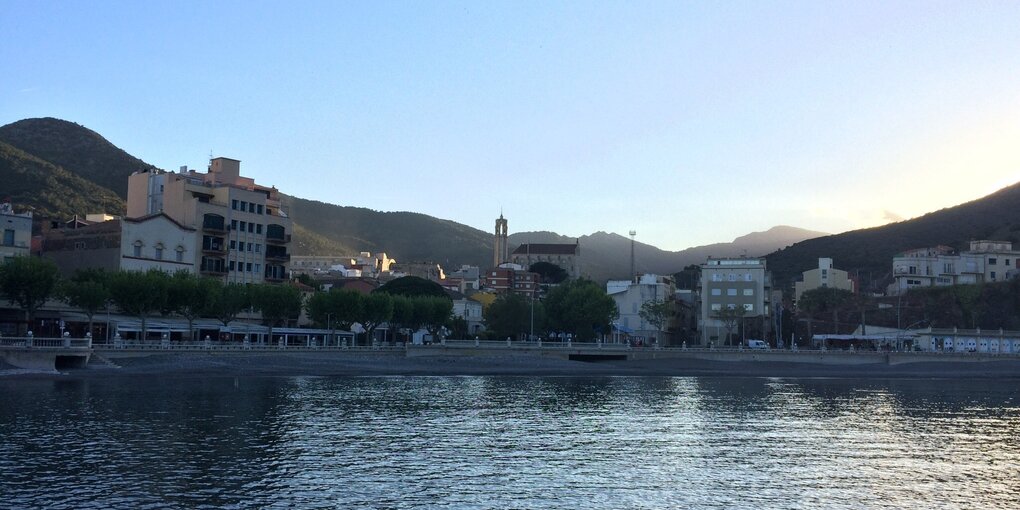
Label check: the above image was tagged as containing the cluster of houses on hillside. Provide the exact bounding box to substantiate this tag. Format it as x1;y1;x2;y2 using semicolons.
4;156;1020;350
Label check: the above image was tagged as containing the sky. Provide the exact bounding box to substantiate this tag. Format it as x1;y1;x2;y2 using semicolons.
2;1;1019;251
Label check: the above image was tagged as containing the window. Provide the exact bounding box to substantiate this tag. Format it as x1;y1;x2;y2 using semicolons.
726;304;736;310
909;266;917;274
257;204;264;215
711;289;721;296
743;289;753;296
229;261;236;271
248;203;255;213
710;304;721;311
247;243;253;252
236;242;244;252
255;263;261;273
727;274;736;282
821;269;828;277
230;240;236;249
232;199;238;210
246;263;252;272
256;224;262;234
176;247;184;262
744;273;752;282
154;244;164;260
231;220;238;230
991;271;997;280
248;223;254;233
711;274;721;282
743;304;754;312
240;201;247;211
989;258;998;265
2;229;13;246
239;221;246;231
726;289;737;296
254;244;261;253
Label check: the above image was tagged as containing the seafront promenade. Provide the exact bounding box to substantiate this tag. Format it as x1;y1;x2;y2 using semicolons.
5;334;1020;376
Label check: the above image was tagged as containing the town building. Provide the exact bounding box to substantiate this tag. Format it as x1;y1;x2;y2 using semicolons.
450;293;485;336
290;252;394;278
445;265;481;293
699;257;771;346
389;261;445;282
0;201;32;263
40;214;197;276
889;241;1020;295
483;264;540;296
606;274;676;345
794;258;855;302
510;242;581;279
126;157;292;284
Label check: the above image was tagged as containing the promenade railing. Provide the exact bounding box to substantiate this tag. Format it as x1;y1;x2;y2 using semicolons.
0;336;93;349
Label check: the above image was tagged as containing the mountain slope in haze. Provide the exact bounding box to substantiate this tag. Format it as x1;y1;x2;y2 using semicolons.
282;195;493;267
509;226;826;281
767;182;1020;292
0;118;155;198
0;141;126;217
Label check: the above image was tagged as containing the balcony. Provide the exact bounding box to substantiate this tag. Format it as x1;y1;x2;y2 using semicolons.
200;259;227;275
202;214;227;233
265;247;290;262
266;224;290;244
202;243;226;254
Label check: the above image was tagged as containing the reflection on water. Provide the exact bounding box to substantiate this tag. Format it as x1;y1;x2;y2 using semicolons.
1;376;1018;509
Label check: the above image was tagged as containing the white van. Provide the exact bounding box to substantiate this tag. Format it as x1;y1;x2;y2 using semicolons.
746;339;769;350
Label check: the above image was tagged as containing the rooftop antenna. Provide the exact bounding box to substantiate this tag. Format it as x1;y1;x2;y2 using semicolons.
629;230;637;280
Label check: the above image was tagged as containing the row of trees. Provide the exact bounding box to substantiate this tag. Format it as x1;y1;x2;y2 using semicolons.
305;289;453;344
0;256;303;339
483;279;618;341
0;258;456;344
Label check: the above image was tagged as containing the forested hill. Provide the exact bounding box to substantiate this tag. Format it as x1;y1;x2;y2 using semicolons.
0;118;155;198
766;182;1020;292
0;140;125;217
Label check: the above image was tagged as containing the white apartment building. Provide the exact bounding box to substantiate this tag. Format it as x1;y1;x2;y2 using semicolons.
794;258;855;302
0;202;32;263
889;241;1020;295
607;274;676;345
700;257;771;346
120;214;197;274
127;157;292;284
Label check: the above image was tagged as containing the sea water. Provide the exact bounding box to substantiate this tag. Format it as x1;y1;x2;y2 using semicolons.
1;376;1018;509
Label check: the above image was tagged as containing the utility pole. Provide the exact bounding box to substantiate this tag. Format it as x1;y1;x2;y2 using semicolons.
629;230;637;280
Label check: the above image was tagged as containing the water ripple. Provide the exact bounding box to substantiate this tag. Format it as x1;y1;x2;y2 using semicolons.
1;376;1019;509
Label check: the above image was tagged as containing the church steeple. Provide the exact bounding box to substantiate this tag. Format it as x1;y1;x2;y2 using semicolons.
494;214;508;268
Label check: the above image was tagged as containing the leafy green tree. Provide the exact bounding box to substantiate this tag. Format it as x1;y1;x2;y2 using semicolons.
544;278;618;341
0;256;60;335
529;262;568;284
420;296;453;341
251;284;303;343
447;315;469;339
712;306;746;346
295;273;320;290
798;287;855;335
356;292;393;344
484;292;533;340
108;269;170;340
639;299;673;345
375;276;447;298
305;289;363;342
389;295;414;342
210;283;251;330
167;272;219;342
60;269;111;339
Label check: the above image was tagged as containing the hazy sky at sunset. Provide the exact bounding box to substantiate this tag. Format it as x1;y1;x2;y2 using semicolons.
3;1;1019;250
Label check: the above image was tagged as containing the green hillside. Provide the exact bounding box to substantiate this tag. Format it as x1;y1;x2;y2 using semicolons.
767;182;1020;292
0;117;154;198
283;195;492;266
0;141;125;217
